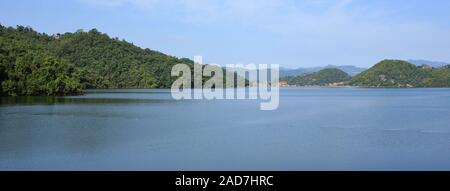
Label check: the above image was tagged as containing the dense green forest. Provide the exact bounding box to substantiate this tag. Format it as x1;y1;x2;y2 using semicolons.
281;68;351;86
47;28;186;89
0;25;242;96
0;25;81;96
2;25;450;96
350;60;450;87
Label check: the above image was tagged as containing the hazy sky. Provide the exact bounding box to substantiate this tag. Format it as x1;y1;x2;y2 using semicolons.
1;0;450;68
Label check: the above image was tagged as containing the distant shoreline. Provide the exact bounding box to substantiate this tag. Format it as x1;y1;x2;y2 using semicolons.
280;85;450;89
2;87;450;98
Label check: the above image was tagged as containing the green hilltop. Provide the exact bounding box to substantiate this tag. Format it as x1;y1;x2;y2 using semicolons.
282;60;450;87
0;25;242;96
281;68;351;86
350;59;450;87
0;25;193;96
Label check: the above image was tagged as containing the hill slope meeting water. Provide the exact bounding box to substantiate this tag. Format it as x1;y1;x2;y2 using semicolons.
281;68;351;86
281;60;450;87
280;65;366;77
350;60;450;87
2;25;450;95
0;25;243;96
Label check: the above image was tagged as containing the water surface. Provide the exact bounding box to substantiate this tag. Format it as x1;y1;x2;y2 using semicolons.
1;88;450;170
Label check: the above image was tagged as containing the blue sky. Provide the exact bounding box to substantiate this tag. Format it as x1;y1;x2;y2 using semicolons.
1;0;450;68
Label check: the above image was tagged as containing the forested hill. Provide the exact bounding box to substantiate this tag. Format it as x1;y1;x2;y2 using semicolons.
350;60;450;87
281;68;351;86
47;28;184;89
1;25;82;96
0;25;224;96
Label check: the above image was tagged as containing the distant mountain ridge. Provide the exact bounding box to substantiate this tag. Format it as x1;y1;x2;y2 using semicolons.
408;59;450;68
281;68;351;86
280;60;450;87
280;65;366;77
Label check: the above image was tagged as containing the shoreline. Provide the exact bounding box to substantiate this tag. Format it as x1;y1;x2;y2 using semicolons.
2;86;450;97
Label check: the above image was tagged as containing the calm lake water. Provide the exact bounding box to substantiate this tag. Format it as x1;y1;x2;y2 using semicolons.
1;88;450;170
